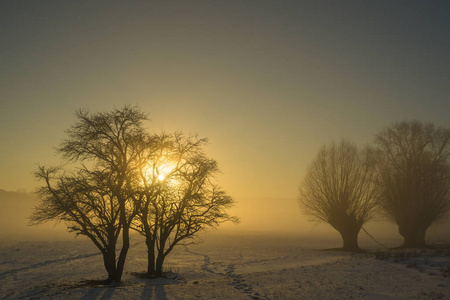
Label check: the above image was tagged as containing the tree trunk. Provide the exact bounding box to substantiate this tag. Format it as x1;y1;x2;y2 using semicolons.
330;214;361;252
146;237;156;277
399;224;427;248
152;236;167;277
155;251;165;277
338;228;360;251
115;224;130;283
102;247;117;283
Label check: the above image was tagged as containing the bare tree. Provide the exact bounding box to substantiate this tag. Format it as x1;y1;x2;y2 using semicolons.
375;121;450;248
133;132;237;277
298;140;379;251
31;106;149;283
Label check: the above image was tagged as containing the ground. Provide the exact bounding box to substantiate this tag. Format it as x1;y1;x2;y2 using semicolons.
0;233;449;299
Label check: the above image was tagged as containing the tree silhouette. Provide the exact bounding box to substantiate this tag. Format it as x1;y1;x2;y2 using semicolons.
298;140;379;251
31;106;149;283
133;132;237;277
375;121;450;248
31;106;237;281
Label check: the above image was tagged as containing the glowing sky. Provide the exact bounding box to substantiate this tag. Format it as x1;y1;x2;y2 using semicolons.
1;1;450;204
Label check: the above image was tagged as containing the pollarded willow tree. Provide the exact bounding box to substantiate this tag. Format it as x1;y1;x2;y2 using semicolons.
31;106;150;283
298;140;379;251
133;132;238;277
375;121;450;248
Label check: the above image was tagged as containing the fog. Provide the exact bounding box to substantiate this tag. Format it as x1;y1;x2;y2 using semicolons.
0;190;70;241
1;189;449;245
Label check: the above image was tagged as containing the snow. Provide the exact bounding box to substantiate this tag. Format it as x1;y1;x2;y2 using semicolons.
0;233;449;299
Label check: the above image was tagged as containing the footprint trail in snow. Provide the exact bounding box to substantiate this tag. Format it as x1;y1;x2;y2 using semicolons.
183;245;270;299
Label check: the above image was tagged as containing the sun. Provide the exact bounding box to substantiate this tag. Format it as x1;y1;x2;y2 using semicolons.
142;161;177;184
156;163;172;181
155;161;177;182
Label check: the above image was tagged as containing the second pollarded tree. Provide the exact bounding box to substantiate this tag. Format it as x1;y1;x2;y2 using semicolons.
375;121;450;248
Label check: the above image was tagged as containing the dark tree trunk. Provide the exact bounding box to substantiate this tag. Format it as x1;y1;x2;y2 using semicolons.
102;247;117;283
115;224;130;282
338;228;360;251
155;251;165;277
330;213;361;252
399;224;427;248
146;237;156;277
155;235;167;277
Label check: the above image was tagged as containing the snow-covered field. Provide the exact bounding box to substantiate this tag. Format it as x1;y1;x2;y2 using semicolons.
1;233;449;299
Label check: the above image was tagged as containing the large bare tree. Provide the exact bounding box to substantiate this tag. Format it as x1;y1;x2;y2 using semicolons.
31;106;149;283
375;121;450;248
133;132;237;277
298;141;379;251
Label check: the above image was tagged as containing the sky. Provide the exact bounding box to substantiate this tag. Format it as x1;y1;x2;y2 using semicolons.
1;1;450;234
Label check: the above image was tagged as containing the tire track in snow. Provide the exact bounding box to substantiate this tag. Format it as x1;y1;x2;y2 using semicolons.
183;245;269;300
0;240;144;278
0;252;101;278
